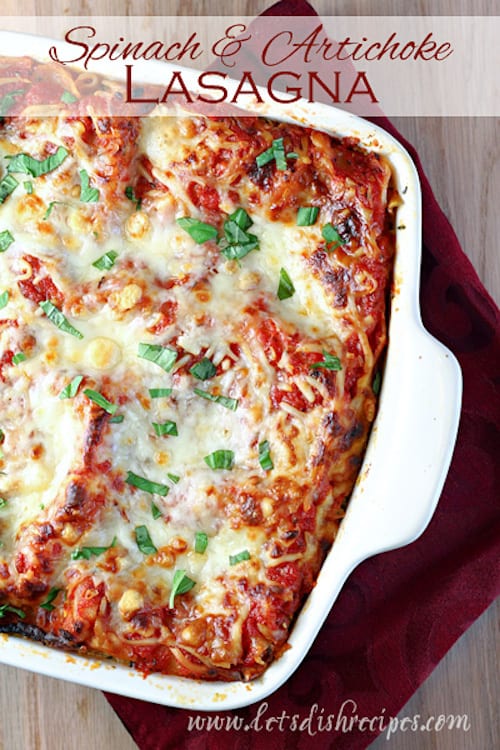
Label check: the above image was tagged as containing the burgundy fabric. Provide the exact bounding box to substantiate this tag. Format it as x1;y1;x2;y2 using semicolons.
106;2;500;747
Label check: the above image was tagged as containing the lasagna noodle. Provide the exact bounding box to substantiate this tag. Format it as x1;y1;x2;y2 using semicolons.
0;57;395;681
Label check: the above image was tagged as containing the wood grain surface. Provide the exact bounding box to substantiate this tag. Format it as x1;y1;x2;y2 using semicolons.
0;2;498;749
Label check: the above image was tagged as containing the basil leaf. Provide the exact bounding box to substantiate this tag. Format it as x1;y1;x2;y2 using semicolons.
255;145;274;167
126;471;169;496
372;371;382;395
59;374;83;400
71;537;116;560
61;90;77;104
0;88;25;117
219;216;259;261
0;291;8;309
272;137;287;170
152;420;178;437
109;414;124;423
138;343;177;373
169;569;196;608
151;502;162;520
177;217;218;244
229;550;250;566
194;532;208;554
311;350;342;371
24;181;33;194
322;223;346;251
0;498;7;509
277;268;295;300
83;388;118;415
204;449;234;470
255;138;296;171
92;250;117;271
148;388;172;399
0;230;14;252
135;525;157;555
125;185;141;211
39;300;83;339
0;604;26;619
189;357;216;381
193;388;238;411
297;206;319;226
40;587;61;612
167;473;180;484
43;201;67;220
12;352;27;365
219;239;258;262
229;208;252;231
258;440;274;471
79;169;99;203
7;146;68;177
0;174;19;203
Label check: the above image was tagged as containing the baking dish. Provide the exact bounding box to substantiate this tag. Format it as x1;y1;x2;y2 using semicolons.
0;29;462;710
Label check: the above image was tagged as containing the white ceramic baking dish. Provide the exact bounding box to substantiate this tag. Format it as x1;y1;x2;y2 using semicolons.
0;30;462;710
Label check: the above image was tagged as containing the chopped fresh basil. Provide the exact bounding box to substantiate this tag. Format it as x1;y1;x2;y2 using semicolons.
219;212;259;261
167;473;180;484
83;388;118;415
189;357;216;381
311;350;342;371
277;268;295;300
169;569;196;608
229;550;250;566
109;414;124;424
372;371;382;395
322;223;346;251
194;532;208;554
297;206;319;226
61;90;77;104
151;502;162;520
135;525;157;555
138;343;177;373
126;471;169;496
0;498;7;509
256;137;296;171
59;374;84;400
39;301;84;339
177;217;218;244
125;185;141;211
0;230;14;252
71;537;117;560
0;291;8;309
92;250;118;271
148;388;172;399
258;440;273;471
152;420;178;437
229;207;252;231
193;388;238;411
12;352;27;365
0;604;25;619
0;89;25;117
40;587;61;612
204;449;234;470
6;146;68;177
24;181;33;194
79;169;99;203
0;174;19;204
43;201;66;220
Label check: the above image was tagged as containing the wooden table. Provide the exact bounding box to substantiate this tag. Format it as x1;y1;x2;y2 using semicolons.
0;1;498;748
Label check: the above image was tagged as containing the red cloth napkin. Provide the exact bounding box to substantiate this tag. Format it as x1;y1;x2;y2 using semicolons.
106;2;500;747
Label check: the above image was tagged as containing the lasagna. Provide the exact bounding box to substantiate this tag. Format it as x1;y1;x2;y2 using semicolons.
0;57;396;681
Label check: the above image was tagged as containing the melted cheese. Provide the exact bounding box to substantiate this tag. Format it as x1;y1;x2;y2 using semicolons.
0;60;394;681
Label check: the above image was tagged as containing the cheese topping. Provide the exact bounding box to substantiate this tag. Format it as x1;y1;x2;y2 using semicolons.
0;57;395;681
